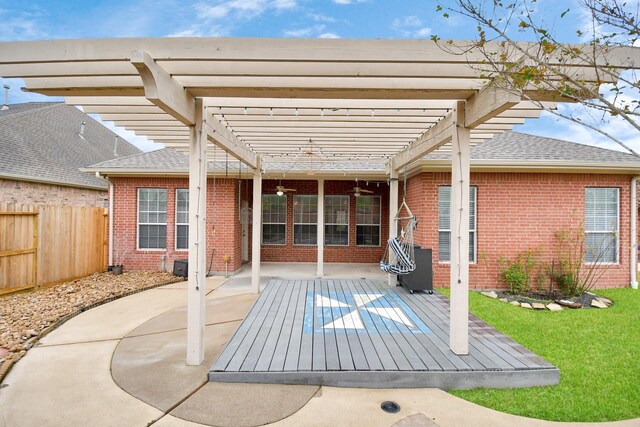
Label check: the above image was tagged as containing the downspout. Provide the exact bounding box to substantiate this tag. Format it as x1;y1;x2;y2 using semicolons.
631;176;639;289
108;179;114;267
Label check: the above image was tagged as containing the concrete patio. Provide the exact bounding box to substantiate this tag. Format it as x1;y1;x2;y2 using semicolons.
0;270;637;427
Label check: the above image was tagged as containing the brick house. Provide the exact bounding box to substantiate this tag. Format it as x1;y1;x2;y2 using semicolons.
87;132;640;289
0;102;140;207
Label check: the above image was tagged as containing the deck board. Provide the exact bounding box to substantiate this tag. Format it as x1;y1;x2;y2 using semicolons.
210;278;559;390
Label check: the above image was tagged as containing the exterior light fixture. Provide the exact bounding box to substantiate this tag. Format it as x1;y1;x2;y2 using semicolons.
276;190;284;196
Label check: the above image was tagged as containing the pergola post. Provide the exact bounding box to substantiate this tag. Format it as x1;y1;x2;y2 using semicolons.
388;160;399;286
449;101;471;355
186;99;207;366
251;156;262;293
317;179;325;277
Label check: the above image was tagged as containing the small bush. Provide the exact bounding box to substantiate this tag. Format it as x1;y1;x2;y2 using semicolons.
501;262;529;293
499;249;540;294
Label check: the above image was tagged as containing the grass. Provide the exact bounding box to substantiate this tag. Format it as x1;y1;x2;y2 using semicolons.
438;288;640;422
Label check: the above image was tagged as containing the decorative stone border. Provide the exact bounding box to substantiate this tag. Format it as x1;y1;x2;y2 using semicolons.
479;291;613;311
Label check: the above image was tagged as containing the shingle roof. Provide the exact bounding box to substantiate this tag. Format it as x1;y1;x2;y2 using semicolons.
425;131;640;163
88;147;386;173
0;102;141;189
87;131;640;175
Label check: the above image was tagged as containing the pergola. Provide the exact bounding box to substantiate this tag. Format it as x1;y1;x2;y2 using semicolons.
1;37;637;366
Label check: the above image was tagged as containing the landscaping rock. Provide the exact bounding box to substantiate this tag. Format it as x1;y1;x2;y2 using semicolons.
481;291;498;299
499;298;508;303
0;271;182;375
546;303;563;311
556;299;582;309
532;303;546;310
591;299;608;309
510;301;521;307
596;297;612;306
520;303;533;309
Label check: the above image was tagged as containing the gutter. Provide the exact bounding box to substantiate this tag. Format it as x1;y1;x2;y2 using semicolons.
0;172;107;191
631;176;640;289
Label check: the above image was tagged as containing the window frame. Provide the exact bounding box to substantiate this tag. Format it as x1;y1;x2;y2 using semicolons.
293;194;318;246
261;194;287;246
324;195;350;246
438;185;477;264
355;195;382;247
585;187;619;264
175;188;189;251
137;188;167;251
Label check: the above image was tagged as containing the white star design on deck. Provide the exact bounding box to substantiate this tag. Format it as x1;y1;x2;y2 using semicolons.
316;292;415;330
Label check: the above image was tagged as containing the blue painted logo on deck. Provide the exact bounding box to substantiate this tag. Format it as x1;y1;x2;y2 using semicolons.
303;290;431;334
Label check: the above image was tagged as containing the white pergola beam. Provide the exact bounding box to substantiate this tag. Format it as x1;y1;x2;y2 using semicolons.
130;50;195;126
204;108;258;170
465;86;521;129
392;112;455;170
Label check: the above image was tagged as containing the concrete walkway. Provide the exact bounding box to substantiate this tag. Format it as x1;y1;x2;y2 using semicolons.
0;274;637;427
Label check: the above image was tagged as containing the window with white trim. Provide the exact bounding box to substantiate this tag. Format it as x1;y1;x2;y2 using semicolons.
262;194;287;245
175;189;189;250
585;187;619;263
138;188;167;250
438;186;477;263
356;195;381;246
325;195;349;246
293;195;318;245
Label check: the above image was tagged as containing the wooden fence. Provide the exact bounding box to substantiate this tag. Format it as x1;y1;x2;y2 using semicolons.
0;203;108;295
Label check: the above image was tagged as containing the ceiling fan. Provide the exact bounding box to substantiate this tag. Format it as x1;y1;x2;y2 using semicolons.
275;184;296;196
351;186;374;197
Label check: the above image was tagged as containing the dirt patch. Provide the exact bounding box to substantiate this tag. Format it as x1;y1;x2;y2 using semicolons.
0;271;182;380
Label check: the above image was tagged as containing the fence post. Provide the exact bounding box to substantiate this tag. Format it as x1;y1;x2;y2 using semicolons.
33;210;38;290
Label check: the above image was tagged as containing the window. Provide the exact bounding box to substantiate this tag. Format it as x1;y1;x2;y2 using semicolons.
325;195;349;246
138;188;167;250
175;189;189;250
585;188;619;263
294;195;318;245
356;195;381;246
262;194;287;245
438;186;477;263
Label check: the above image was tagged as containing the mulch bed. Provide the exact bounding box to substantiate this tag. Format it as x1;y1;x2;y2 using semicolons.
0;271;182;382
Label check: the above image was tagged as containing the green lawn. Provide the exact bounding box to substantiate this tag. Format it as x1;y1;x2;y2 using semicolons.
439;288;640;422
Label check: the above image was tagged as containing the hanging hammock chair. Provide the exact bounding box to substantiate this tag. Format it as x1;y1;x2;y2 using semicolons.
380;199;418;275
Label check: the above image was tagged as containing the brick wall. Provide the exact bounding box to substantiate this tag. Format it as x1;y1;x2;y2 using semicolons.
110;177;242;274
0;178;107;207
258;179;388;263
403;172;635;290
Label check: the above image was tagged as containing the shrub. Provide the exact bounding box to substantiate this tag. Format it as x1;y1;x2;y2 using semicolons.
551;226;615;296
499;249;540;294
501;262;529;294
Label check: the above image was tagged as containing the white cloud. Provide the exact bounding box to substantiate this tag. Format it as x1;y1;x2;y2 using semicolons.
309;13;336;23
333;0;366;4
318;32;341;39
273;0;297;10
284;26;322;37
170;0;298;38
0;8;47;41
391;16;432;39
283;24;339;38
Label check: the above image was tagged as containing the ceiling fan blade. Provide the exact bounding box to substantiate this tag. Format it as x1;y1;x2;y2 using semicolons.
360;189;374;194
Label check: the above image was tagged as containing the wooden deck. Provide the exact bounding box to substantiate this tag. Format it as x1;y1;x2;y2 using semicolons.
209;279;559;389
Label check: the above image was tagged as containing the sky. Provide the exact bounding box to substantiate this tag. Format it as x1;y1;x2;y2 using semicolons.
0;0;638;154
